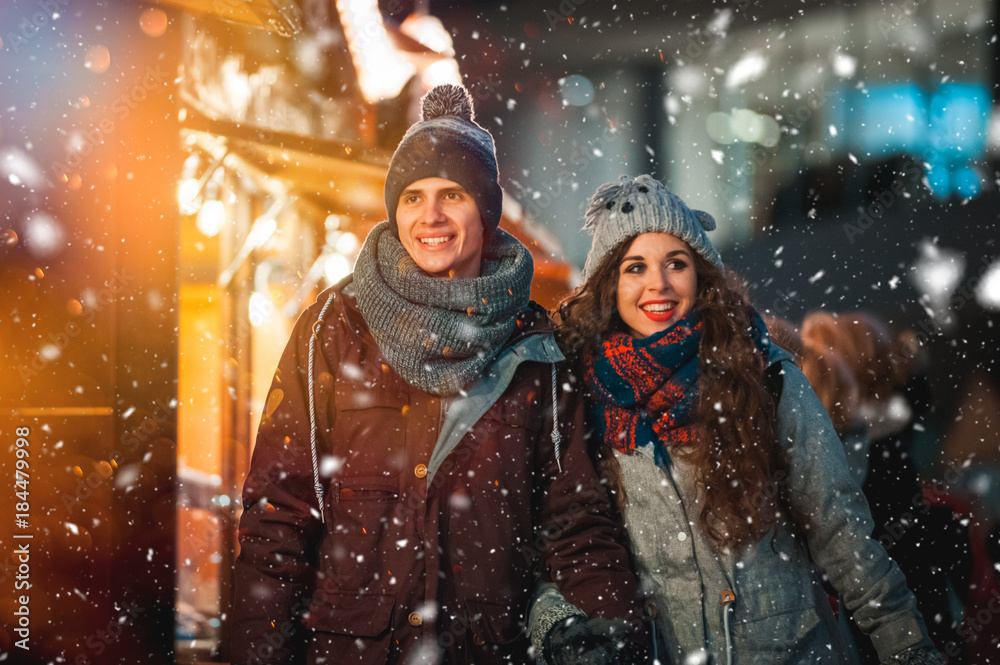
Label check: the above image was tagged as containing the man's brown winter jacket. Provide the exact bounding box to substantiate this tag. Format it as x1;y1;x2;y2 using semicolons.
231;283;643;664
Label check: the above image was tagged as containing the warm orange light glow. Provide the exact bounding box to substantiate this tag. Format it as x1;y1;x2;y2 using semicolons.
139;8;169;37
423;59;462;88
335;0;415;103
400;14;455;56
179;284;223;476
84;45;110;73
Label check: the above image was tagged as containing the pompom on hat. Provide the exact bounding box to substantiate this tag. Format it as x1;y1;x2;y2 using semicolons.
384;84;502;233
581;174;723;278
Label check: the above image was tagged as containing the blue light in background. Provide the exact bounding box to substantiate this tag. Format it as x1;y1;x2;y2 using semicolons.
829;81;990;199
928;82;991;158
858;83;928;157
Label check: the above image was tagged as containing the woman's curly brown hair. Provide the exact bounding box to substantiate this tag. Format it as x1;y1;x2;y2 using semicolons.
556;237;785;552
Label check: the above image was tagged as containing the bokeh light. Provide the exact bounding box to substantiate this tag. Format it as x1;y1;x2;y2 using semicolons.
84;45;111;73
177;178;201;215
23;211;65;257
196;200;225;237
559;75;595;107
976;260;1000;310
139;8;169;37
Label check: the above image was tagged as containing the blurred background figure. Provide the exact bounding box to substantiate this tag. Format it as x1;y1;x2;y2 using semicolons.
799;310;974;664
798;311;869;487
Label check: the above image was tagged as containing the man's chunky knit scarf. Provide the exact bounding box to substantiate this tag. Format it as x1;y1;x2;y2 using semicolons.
354;221;533;396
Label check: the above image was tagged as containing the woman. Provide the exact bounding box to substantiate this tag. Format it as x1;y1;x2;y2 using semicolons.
530;175;943;665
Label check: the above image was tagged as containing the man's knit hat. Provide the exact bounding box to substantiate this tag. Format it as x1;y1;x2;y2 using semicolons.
582;174;723;278
384;84;502;232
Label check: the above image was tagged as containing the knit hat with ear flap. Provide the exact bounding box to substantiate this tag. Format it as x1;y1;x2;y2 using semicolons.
581;174;723;278
384;83;503;233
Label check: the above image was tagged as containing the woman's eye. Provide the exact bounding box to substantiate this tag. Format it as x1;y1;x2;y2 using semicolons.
667;260;688;271
624;263;645;274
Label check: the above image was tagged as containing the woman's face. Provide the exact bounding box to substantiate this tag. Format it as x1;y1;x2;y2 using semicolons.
615;233;698;338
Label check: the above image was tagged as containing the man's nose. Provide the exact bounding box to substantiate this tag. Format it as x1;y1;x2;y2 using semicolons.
422;197;447;222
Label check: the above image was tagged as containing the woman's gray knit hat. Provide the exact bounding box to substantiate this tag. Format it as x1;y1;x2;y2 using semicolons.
384;84;502;232
582;174;723;278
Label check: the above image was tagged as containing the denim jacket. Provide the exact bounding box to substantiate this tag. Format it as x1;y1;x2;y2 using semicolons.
529;345;933;665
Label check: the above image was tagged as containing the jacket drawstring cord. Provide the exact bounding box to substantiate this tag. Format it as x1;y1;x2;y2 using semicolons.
645;599;660;664
550;363;562;473
721;589;736;665
308;294;337;524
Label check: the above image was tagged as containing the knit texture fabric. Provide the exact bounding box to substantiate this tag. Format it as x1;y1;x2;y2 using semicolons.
584;310;771;467
582;174;722;278
353;221;533;396
384;84;503;232
584;311;703;467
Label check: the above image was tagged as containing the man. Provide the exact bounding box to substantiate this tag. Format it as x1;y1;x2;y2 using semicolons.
230;84;645;664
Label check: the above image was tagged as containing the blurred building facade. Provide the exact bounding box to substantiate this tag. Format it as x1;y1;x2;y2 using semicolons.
443;0;1000;467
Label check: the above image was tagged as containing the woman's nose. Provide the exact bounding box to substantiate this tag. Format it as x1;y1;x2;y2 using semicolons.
646;268;670;292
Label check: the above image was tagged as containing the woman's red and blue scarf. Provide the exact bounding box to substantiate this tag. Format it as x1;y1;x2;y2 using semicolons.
584;310;770;467
583;311;703;467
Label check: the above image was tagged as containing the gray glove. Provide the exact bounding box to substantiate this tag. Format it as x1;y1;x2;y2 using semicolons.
543;616;645;665
880;647;947;665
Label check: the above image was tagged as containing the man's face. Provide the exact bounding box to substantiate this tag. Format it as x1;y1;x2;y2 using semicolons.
396;177;484;279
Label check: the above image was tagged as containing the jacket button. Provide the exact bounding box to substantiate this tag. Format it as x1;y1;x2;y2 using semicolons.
414;464;428;479
472;632;485;646
408;611;422;626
